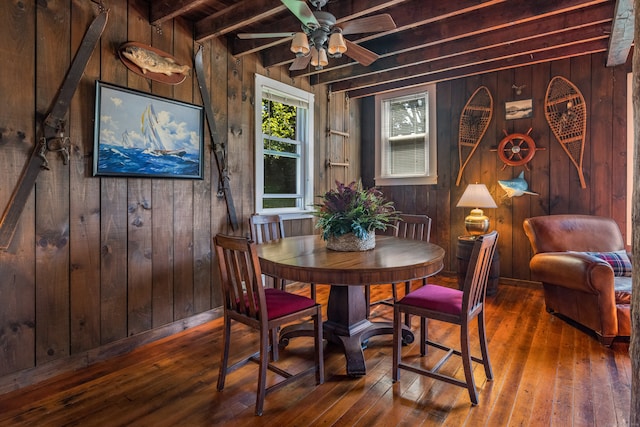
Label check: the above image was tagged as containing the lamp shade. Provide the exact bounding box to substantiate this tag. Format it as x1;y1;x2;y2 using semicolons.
328;32;347;55
290;32;310;56
456;183;497;208
456;184;497;236
311;47;328;69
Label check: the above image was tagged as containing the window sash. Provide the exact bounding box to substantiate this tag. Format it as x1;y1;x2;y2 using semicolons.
255;74;314;213
375;85;437;186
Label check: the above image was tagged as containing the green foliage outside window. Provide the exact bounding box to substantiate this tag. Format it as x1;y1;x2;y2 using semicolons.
262;100;300;208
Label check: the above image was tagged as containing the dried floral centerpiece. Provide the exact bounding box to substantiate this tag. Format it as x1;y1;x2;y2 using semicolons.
313;180;399;251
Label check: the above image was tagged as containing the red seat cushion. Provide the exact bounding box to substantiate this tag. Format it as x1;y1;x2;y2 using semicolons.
399;284;463;316
264;288;316;320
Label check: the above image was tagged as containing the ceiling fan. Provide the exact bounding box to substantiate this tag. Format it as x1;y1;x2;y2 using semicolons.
237;0;396;71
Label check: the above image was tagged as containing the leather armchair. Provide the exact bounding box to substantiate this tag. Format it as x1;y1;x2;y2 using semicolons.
523;215;631;346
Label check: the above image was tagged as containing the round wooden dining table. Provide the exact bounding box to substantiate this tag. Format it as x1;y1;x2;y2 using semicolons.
257;234;445;376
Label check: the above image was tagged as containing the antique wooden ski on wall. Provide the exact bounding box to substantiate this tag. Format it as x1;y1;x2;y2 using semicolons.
194;45;239;231
544;76;587;188
456;86;493;186
0;7;109;250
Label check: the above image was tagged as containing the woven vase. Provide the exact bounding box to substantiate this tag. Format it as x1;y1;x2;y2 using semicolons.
326;232;375;252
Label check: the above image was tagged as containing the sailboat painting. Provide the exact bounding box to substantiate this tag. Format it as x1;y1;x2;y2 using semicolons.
93;81;204;179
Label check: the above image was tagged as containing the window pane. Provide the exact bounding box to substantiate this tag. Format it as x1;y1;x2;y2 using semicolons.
264;138;297;154
388;96;426;137
264;154;297;194
263;198;297;209
390;136;426;174
262;100;297;140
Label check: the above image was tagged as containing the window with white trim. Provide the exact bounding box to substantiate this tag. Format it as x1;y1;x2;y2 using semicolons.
375;85;437;186
255;74;314;214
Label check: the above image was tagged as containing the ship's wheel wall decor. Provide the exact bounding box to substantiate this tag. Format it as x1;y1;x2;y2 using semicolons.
493;128;545;170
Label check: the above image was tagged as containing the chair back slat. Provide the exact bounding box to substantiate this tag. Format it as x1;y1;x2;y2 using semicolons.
394;214;432;242
250;214;285;244
462;231;498;317
215;234;267;320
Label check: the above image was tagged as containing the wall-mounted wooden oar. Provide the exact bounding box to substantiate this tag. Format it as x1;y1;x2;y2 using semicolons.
544;76;587;188
456;86;493;186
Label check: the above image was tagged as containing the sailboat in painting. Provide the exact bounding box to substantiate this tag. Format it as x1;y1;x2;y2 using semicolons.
139;104;187;157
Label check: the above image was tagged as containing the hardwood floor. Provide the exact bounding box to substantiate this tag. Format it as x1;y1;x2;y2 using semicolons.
0;277;631;426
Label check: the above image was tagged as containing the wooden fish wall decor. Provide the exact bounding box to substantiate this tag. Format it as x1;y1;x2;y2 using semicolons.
118;42;190;85
456;86;493;186
544;76;587;188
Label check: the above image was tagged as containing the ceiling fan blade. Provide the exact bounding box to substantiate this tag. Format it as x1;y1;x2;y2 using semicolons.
289;54;311;71
340;14;396;35
281;0;319;28
237;32;297;39
344;39;379;66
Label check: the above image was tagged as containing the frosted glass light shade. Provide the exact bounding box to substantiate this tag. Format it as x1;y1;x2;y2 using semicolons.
290;32;310;56
311;47;328;69
328;32;347;55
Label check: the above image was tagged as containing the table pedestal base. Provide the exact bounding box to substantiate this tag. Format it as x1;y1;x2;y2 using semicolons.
279;284;414;377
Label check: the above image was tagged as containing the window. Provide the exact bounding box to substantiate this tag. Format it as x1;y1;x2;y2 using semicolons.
375;85;437;186
255;74;314;214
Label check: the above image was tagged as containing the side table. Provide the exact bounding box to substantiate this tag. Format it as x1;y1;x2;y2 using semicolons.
456;235;500;295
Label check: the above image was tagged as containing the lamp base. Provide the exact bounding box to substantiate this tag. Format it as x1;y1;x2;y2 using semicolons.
464;208;490;236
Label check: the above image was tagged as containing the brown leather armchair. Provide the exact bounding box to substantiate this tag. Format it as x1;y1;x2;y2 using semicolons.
523;215;631;346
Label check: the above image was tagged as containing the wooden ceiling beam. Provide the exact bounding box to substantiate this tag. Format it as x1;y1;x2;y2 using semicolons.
263;0;609;70
606;0;634;66
329;25;609;93
150;0;216;26
195;0;287;42
312;3;613;85
345;39;608;98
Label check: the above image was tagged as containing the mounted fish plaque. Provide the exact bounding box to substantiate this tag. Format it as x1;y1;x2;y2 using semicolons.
118;42;190;85
498;171;538;198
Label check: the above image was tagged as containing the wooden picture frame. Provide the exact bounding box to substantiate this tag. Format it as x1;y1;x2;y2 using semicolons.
93;81;204;179
505;99;533;120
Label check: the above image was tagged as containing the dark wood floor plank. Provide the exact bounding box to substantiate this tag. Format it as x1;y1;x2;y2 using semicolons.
551;320;578;425
0;278;631;426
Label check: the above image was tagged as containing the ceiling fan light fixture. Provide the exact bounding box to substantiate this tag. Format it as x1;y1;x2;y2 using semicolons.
327;32;346;56
319;48;328;66
310;47;328;70
290;32;310;56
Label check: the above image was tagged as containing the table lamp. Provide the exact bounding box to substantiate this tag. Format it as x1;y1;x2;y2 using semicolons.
456;183;497;236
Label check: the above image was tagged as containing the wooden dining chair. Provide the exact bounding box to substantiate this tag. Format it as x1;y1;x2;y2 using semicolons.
214;234;324;416
392;231;498;405
366;214;432;322
249;214;316;300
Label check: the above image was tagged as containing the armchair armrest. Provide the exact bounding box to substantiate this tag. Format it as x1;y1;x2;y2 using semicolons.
529;252;615;294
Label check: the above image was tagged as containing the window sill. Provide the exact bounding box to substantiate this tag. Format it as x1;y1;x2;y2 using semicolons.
374;175;438;186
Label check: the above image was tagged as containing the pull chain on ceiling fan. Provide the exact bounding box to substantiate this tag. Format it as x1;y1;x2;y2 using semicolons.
237;0;396;71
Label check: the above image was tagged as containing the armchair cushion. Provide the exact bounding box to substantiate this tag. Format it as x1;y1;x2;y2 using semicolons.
582;250;632;277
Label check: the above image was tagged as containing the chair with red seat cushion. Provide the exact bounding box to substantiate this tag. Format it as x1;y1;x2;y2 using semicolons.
214;234;324;416
392;231;498;405
366;213;432;322
249;214;317;300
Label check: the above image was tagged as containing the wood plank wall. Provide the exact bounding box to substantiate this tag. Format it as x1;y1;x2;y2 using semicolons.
362;52;630;281
0;0;356;392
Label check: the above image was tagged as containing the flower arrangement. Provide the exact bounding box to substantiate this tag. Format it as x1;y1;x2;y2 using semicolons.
313;180;399;242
